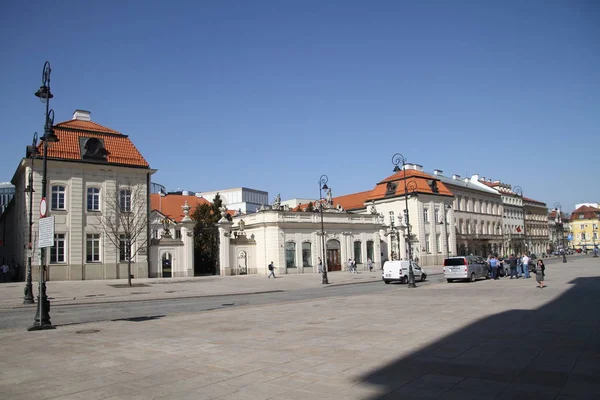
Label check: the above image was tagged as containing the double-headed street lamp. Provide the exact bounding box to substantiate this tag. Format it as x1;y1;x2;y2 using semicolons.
23;133;39;305
318;175;329;285
28;61;58;331
392;153;417;288
554;202;567;264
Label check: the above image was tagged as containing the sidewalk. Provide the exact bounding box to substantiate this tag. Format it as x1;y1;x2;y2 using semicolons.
0;257;597;399
0;267;444;309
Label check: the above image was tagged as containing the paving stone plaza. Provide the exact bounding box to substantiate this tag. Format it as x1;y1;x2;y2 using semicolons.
0;256;598;399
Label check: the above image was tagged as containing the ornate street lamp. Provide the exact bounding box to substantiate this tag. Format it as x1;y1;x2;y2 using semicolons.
318;175;329;284
28;61;58;331
512;186;528;255
554;202;567;263
392;153;417;288
23;132;39;305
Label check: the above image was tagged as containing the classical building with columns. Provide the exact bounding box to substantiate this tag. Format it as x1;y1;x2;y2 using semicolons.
219;195;383;275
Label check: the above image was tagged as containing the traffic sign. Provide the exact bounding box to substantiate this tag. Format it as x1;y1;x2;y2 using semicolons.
38;216;55;248
40;198;47;218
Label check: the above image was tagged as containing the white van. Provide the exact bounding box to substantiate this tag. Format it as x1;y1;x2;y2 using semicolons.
382;260;426;284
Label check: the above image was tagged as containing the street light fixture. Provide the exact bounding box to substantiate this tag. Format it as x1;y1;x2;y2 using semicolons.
28;61;58;331
392;153;417;288
23;132;39;305
512;186;528;255
554;202;567;264
318;174;329;285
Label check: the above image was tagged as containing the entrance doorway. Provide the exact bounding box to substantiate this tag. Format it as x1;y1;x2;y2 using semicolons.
162;253;172;278
326;239;341;271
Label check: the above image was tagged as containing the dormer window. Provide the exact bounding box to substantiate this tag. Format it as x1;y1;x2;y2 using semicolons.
385;182;397;196
80;137;108;161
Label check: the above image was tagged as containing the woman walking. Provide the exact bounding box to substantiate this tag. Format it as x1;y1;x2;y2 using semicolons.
535;260;546;288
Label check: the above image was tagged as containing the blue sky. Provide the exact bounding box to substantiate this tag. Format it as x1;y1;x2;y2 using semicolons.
1;1;598;213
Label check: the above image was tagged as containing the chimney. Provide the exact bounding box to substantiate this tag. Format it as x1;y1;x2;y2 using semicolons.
452;174;461;180
433;169;443;176
488;178;492;182
413;164;424;172
472;174;480;181
480;176;485;182
72;109;91;121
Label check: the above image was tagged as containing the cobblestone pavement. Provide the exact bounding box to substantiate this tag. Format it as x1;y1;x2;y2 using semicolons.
0;256;598;399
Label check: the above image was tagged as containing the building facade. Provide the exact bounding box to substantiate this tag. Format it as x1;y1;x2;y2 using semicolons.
570;205;600;250
523;197;549;255
0;110;154;281
0;182;15;216
195;187;268;214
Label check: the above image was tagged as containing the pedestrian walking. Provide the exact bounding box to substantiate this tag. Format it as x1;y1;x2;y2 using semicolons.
347;259;353;273
351;258;357;273
489;255;499;280
0;261;8;283
534;259;546;288
317;257;323;274
522;253;530;279
367;258;373;272
267;262;276;279
508;254;518;279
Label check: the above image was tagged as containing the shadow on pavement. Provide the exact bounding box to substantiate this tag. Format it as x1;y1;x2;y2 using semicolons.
359;277;600;399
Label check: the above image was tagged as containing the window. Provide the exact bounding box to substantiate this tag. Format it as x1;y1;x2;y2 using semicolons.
302;242;312;267
354;241;362;264
50;233;66;263
119;189;131;212
580;224;585;230
86;234;101;262
367;241;374;262
285;242;296;268
434;208;440;223
436;234;441;253
87;187;100;211
424;208;429;223
581;233;586;241
119;234;131;262
425;234;431;253
175;230;181;239
579;214;584;219
51;185;66;210
152;229;158;239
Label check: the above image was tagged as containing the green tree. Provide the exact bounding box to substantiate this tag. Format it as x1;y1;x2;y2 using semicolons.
191;193;230;275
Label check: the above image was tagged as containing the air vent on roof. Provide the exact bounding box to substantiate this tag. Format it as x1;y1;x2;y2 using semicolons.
73;109;91;121
433;169;443;176
453;174;461;180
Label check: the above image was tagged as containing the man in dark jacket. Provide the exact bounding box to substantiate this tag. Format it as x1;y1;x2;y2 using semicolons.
509;254;518;279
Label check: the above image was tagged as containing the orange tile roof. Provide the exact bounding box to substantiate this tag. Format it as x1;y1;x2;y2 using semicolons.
332;190;373;211
151;194;212;222
40;119;149;167
366;169;453;201
523;197;546;206
571;205;600;219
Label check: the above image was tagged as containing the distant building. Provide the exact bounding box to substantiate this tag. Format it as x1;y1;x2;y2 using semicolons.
570;205;600;250
281;198;315;209
195;187;268;214
0;182;15;215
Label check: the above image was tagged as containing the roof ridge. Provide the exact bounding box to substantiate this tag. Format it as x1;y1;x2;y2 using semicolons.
55;119;122;135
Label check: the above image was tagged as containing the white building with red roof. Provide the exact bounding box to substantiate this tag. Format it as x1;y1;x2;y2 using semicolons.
0;110;156;281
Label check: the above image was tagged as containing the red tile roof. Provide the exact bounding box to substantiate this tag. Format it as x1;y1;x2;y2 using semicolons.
366;169;453;202
40;119;149;167
151;194;212;222
523;197;546;206
571;205;600;219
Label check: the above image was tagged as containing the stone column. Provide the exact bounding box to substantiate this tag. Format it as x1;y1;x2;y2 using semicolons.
217;220;233;276
180;221;195;277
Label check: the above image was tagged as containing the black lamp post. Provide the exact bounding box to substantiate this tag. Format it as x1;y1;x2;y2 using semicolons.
593;226;598;257
392;153;417;288
28;61;58;331
23;132;39;305
554;202;567;263
512;186;528;255
318;175;329;285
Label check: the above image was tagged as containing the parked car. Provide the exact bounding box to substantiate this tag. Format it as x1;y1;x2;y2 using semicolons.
382;260;426;284
443;256;489;283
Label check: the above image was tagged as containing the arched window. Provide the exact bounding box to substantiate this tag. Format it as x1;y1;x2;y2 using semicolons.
354;241;362;263
367;241;374;261
302;242;311;267
285;242;296;268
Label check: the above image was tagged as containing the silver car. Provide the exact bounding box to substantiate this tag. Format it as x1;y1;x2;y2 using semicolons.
444;256;489;283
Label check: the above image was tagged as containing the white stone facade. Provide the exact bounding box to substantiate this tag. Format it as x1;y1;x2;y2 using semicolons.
196;187;268;214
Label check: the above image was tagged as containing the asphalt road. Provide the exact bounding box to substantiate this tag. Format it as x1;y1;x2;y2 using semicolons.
0;274;446;331
0;255;571;331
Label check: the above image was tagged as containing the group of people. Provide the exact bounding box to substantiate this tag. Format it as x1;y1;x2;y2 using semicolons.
486;253;546;288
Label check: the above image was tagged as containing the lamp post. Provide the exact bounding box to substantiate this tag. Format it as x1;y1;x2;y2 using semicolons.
593;226;598;257
512;186;528;255
28;61;58;331
23;132;39;305
554;202;567;263
392;153;417;288
318;175;329;285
